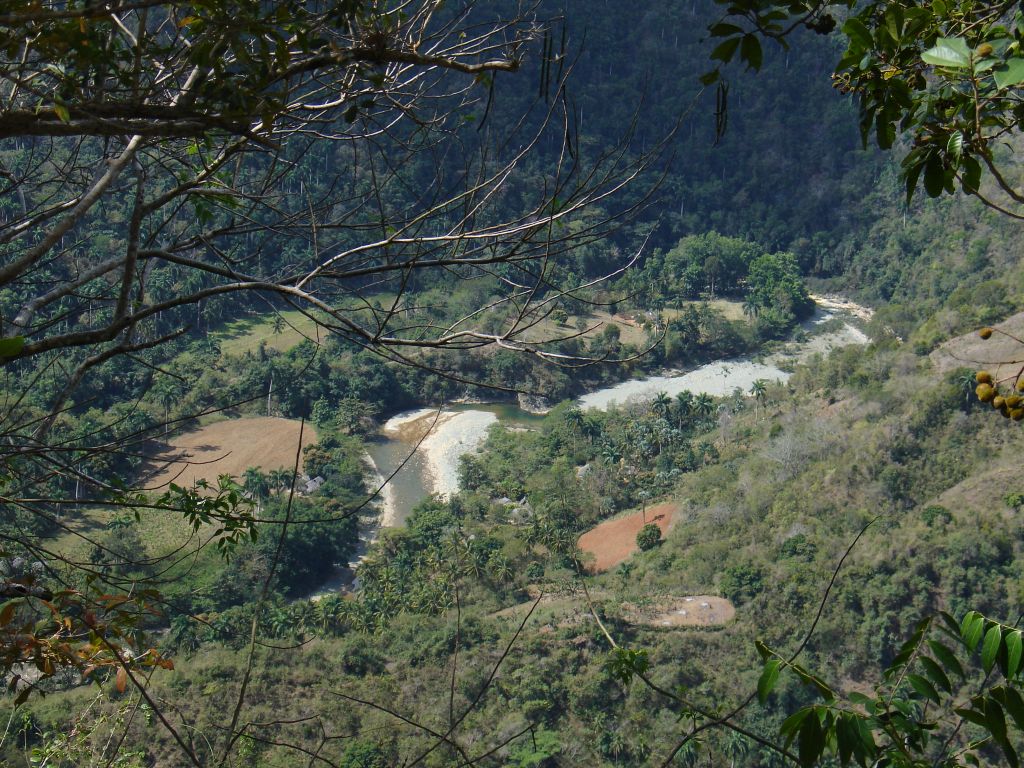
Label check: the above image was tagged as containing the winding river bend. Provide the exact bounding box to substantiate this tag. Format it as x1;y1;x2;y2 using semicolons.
365;296;870;527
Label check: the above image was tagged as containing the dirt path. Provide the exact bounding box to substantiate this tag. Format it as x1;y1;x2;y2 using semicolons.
578;501;677;572
144;417;317;489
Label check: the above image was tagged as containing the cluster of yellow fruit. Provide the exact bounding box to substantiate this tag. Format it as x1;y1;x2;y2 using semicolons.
975;327;1024;420
974;370;1024;419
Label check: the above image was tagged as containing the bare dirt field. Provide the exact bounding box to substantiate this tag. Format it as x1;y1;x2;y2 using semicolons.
625;595;735;628
144;417;318;489
578;501;678;572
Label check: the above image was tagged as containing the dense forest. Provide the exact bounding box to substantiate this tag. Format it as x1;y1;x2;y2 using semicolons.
5;0;1024;766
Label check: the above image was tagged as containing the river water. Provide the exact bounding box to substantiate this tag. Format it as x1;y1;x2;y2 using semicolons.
364;297;870;527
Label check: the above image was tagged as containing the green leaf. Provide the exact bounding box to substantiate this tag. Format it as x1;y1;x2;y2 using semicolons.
940;610;963;637
836;712;860;767
710;37;740;64
986;698;1010;745
962;612;985;652
699;69;721;86
919;655;952;693
842;18;873;50
922;37;971;68
907;673;941;704
780;708;813;747
904;155;924;205
994;57;1024;88
923;153;946;198
790;662;835;702
740;34;762;70
947;131;964;160
982;624;1003;673
0;336;24;358
798;712;825;768
848;691;875;712
961;155;982;194
709;23;743;37
876;113;895;150
855;715;876;756
995;686;1024;731
1007;631;1023;677
758;659;781;703
956;706;989;728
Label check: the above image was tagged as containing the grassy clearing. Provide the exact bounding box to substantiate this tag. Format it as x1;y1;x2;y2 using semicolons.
212;294;403;357
661;299;746;322
214;309;324;356
206;292;705;360
51;503;211;563
512;308;650;347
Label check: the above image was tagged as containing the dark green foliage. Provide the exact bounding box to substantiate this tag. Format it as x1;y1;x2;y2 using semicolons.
921;505;952;527
757;611;1024;768
636;523;662;551
780;533;816;560
720;563;764;604
339;742;390;768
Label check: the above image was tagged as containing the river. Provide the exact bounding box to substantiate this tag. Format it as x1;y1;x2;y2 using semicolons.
362;296;871;528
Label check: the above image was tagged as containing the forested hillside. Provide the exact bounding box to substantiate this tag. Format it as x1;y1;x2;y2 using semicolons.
5;0;1024;766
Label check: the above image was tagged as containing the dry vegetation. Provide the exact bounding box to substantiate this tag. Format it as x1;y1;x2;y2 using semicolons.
930;309;1024;379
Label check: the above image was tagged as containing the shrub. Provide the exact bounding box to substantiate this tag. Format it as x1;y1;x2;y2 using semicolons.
636;523;662;551
720;563;764;604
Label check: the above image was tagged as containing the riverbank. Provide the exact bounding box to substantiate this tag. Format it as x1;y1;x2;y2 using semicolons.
381;407;496;499
367;295;875;528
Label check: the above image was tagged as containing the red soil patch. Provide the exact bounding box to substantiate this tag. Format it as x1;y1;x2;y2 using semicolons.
578;501;677;572
145;417;317;490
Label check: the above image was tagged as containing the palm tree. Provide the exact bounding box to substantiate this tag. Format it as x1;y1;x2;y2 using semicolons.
564;407;585;455
742;296;761;320
167;615;201;656
652;391;672;418
152;377;181;434
674;390;694;426
242;467;270;505
637;489;651;524
268;468;292;493
672;738;700;767
750;379;768;419
956;370;978;403
600;442;622;465
721;730;750;768
694;393;715;422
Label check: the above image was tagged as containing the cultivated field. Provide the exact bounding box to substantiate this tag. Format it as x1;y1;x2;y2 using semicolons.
577;500;678;572
144;417;318;490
